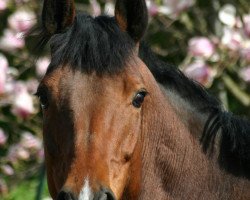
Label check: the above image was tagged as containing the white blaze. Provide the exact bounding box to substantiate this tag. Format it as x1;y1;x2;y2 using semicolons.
79;179;93;200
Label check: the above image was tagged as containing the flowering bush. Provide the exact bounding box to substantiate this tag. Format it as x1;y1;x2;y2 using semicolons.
145;0;250;114
0;0;249;198
0;0;44;197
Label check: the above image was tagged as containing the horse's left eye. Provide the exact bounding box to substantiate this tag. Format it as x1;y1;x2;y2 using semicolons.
132;90;148;108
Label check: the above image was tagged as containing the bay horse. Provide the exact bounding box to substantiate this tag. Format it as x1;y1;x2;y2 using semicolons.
34;0;250;199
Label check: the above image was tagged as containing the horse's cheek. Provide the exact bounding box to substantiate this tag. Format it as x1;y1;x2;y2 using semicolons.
122;114;141;158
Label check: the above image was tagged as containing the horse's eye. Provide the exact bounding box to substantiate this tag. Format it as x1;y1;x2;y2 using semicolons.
39;94;49;109
35;88;49;110
132;90;148;108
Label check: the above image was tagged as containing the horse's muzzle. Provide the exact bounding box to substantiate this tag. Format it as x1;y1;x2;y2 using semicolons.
56;187;116;200
93;187;116;200
56;191;75;200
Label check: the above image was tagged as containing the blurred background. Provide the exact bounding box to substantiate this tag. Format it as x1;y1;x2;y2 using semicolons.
0;0;249;199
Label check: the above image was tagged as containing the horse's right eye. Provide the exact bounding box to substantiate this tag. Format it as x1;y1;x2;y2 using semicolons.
39;94;49;109
35;87;49;110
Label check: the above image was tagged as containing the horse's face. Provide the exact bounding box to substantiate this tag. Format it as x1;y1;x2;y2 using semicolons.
38;59;150;199
38;0;148;199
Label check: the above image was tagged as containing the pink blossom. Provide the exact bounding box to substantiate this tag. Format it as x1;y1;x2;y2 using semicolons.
36;57;50;77
26;79;39;94
104;1;114;16
241;47;250;62
7;141;31;162
188;37;215;58
183;61;215;86
221;27;243;51
160;0;194;18
240;66;250;82
0;0;8;11
90;0;101;16
15;0;31;4
234;17;243;29
20;132;42;151
218;4;236;27
8;9;36;33
0;54;8;94
4;78;16;96
243;14;250;37
7;144;20;163
11;82;35;118
16;147;30;160
0;128;7;146
0;29;25;52
0;67;18;104
146;0;158;17
1;164;14;176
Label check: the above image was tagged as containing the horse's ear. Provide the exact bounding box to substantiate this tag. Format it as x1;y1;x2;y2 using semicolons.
115;0;148;42
42;0;75;35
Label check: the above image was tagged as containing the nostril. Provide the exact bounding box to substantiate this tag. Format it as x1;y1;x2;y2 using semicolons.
56;191;76;200
102;188;116;200
94;187;116;200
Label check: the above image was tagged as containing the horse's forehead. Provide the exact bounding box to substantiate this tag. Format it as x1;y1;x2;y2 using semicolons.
41;67;108;91
42;61;148;92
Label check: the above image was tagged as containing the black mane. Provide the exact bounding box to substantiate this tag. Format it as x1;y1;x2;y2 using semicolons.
139;42;250;180
33;14;135;75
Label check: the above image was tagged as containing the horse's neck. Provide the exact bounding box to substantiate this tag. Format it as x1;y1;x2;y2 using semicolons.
139;90;250;199
160;85;208;138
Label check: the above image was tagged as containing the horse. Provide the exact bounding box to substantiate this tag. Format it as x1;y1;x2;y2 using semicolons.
33;0;250;199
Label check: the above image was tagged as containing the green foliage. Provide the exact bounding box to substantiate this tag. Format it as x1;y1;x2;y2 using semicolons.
2;177;49;200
